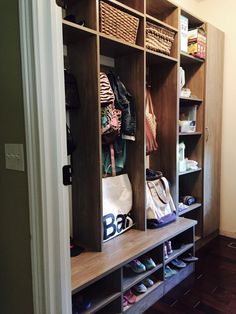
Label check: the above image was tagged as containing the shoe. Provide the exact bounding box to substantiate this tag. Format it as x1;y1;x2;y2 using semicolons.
127;259;146;273
182;253;199;262
133;282;147;294
164;266;177;279
171;258;186;268
142;277;154;287
166;240;173;254
124;290;137;304
141;256;156;270
123;296;128;307
164;244;169;260
73;295;92;311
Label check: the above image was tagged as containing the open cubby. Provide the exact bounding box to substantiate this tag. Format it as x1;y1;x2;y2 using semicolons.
63;0;97;30
117;0;144;13
55;0;224;312
146;0;179;29
179;136;203;168
179;172;203;205
100;47;145;231
181;64;205;99
147;61;178;202
99;0;145;47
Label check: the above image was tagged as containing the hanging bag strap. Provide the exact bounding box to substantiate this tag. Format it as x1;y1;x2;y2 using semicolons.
110;143;116;177
147;177;171;204
146;87;155;117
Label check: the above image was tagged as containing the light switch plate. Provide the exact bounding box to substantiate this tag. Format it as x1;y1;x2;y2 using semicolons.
5;144;25;172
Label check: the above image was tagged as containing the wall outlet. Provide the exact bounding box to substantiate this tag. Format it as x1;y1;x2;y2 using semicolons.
5;144;25;172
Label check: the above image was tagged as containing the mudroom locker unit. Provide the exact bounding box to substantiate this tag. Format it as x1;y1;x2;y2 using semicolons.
56;0;224;313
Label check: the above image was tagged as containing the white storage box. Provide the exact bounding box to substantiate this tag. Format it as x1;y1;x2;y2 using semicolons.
179;105;197;133
180;15;188;53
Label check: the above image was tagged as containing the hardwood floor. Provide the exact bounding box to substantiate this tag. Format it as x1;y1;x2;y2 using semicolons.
145;236;236;314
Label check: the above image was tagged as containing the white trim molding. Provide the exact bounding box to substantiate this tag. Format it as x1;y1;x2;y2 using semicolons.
19;0;71;313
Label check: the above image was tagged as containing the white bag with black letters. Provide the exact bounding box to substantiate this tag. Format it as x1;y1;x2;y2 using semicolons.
102;174;134;242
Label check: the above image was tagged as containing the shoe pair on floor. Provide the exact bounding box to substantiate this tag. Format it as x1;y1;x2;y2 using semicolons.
127;256;156;273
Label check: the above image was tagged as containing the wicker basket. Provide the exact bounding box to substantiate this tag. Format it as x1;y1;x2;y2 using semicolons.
146;22;175;55
100;1;139;45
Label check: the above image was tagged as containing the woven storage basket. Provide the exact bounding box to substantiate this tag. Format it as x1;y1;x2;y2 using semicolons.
146;22;175;55
100;1;139;45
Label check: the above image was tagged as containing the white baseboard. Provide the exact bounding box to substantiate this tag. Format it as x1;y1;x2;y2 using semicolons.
219;229;236;239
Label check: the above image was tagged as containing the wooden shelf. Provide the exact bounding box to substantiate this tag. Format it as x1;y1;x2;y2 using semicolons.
71;218;197;293
146;14;178;33
146;49;178;64
165;243;193;264
180;96;203;103
178;203;202;216
179;132;202;136
62;19;97;45
124;280;164;313
164;263;195;294
195;235;201;242
123;263;163;291
117;0;144;13
146;0;178;29
78;291;121;314
180;52;205;65
101;0;145;18
99;33;144;57
179;168;202;176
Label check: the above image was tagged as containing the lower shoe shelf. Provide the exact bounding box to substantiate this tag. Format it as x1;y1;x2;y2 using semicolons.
124;263;195;314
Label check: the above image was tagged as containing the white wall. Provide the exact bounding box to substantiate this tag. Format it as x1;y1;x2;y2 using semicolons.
175;0;236;239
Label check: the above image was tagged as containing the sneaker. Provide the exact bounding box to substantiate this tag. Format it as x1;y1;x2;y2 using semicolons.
164;265;177;279
127;259;146;273
164;244;169;260
182;253;199;262
171;258;186;268
123;296;128;307
73;295;92;311
166;240;173;254
124;290;137;304
141;256;156;270
133;282;147;294
142;277;154;287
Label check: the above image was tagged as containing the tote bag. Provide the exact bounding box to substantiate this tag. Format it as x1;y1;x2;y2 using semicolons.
146;177;176;228
102;174;134;241
146;86;158;155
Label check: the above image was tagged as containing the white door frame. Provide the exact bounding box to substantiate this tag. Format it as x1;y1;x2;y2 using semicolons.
19;0;71;313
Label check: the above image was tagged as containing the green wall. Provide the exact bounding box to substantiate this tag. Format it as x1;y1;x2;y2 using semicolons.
0;1;34;314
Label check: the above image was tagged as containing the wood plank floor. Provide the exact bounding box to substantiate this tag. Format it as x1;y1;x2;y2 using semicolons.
145;236;236;314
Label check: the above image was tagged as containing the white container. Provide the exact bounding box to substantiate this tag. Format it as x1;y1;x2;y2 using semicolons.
178;142;186;172
181;15;188;53
179;105;197;133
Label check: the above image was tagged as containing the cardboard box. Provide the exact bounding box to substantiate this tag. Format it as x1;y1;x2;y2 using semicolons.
181;15;188;53
188;27;206;59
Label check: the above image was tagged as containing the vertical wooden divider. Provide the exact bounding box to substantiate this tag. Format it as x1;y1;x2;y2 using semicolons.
116;50;146;230
68;33;102;251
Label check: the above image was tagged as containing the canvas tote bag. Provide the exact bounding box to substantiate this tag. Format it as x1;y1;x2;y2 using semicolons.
102;173;133;241
146;176;176;228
